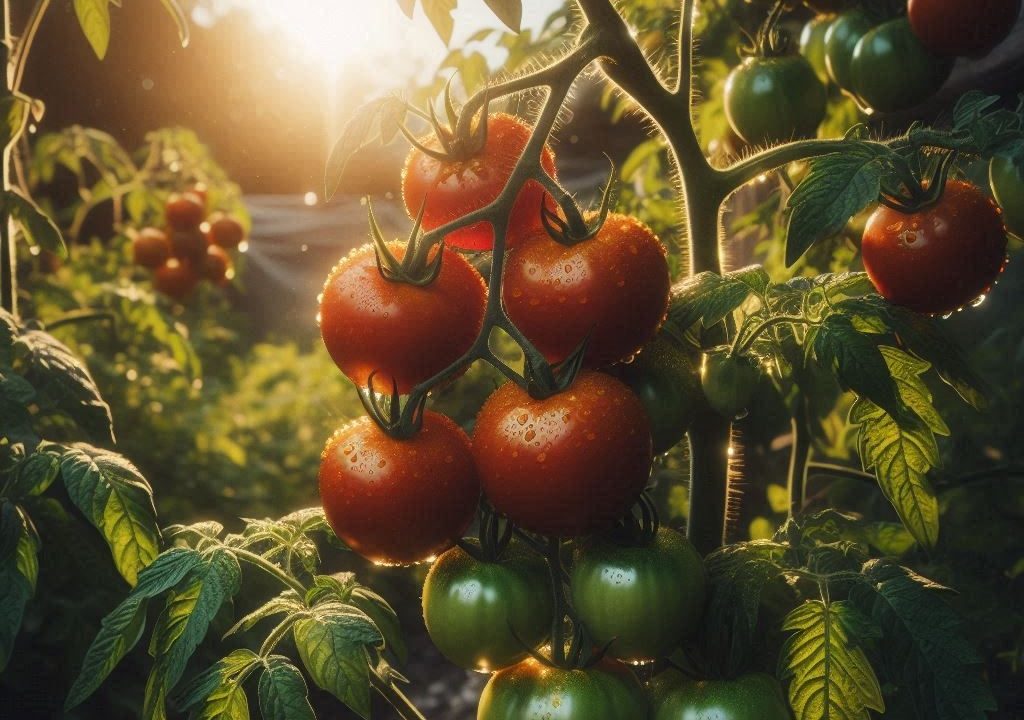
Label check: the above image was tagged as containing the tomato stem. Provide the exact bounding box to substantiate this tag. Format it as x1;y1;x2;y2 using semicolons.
787;395;812;518
545;536;568;667
232;548;307;596
370;672;429;720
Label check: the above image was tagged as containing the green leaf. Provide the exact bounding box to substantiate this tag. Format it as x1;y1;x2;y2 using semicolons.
292;605;384;719
851;346;944;549
351;587;408;666
785;146;886;266
157;0;190;48
667;272;754;332
953;92;1001;131
728;265;771;297
60;444;159;585
780;600;885;720
0;501;35;672
223;592;303;637
172;649;260;713
73;0;112;60
65;548;205;710
5;441;62;498
421;0;457;44
851;561;997;720
15;330;111;442
482;0;522;32
0;94;30;151
259;656;316;720
5;188;67;257
324;96;407;200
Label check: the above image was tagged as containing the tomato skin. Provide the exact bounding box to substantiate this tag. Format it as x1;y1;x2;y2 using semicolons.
402;113;557;251
203;245;232;285
319;411;480;565
724;57;826;146
319;242;486;394
472;372;653;537
478;657;649;720
990;156;1024;238
702;352;759;419
503;213;670;368
609;338;700;455
422;541;553;672
207;213;245;249
132;228;171;268
861;181;1008;315
908;0;1021;57
170;227;208;263
823;11;873;92
799;16;834;84
850;19;953;113
649;670;791;720
571;528;706;662
165;192;205;231
153;260;200;301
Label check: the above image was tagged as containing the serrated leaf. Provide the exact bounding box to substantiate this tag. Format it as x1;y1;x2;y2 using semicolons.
877;347;948;436
785;147;885;265
15;330;111;442
223;592;303;637
73;0;112;60
5;187;66;257
66;548;205;709
668;272;754;332
293;606;383;719
728;265;771;297
6;442;63;498
483;0;522;32
172;649;260;712
61;444;159;586
780;600;884;720
850;561;996;720
157;0;190;48
259;657;316;720
325;96;406;200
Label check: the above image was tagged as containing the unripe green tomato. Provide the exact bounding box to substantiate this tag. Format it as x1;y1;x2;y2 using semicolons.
571;528;706;662
478;657;648;720
990;155;1024;238
610;338;701;455
702;352;760;418
823;11;873;92
800;16;834;84
422;541;553;672
724;56;826;146
649;670;791;720
850;18;953;113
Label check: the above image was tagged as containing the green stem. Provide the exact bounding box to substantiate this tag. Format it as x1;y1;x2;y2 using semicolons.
733;315;811;356
258;617;297;657
370;673;429;720
806;462;875;483
45;309;117;333
787;395;811;517
545;536;567;667
232;548;306;596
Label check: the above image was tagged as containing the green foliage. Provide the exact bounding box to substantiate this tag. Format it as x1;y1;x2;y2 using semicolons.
73;0;112;59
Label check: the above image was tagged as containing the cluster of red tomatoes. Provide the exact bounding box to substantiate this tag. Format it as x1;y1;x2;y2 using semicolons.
314;114;780;717
130;186;246;301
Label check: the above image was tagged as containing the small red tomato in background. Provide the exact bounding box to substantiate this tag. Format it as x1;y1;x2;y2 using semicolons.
203;244;232;285
908;0;1022;58
153;260;199;301
861;180;1008;315
165;192;205;231
319;411;480;565
503;213;670;368
170;227;208;263
190;182;209;209
132;227;171;268
401;113;557;251
207;212;246;249
472;371;653;537
319;242;486;394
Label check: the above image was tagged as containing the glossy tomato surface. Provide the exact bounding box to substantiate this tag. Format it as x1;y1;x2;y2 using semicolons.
170;227;208;263
571;528;706;662
850;18;953;113
649;670;791;720
800;16;834;84
861;181;1008;315
990;155;1024;237
908;0;1022;57
132;228;171;268
319;242;486;393
472;372;653;537
478;658;648;720
503;213;670;367
207;213;245;249
823;11;873;92
724;56;826;146
402;113;556;251
422;541;552;672
153;260;199;301
165;192;205;231
702;351;760;419
203;245;231;285
319;411;480;565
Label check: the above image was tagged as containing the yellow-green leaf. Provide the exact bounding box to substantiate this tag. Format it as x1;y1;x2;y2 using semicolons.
74;0;112;60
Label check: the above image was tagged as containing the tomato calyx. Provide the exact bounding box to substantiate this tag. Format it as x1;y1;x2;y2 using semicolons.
457;502;515;563
367;198;445;286
399;79;491;163
605;491;661;546
356;371;429;440
742;0;794;59
538;159;616;247
521;330;590;399
877;148;958;213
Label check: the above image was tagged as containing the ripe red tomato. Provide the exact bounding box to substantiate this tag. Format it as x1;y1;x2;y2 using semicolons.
165;192;205;231
207;212;245;249
502;213;670;367
190;182;209;209
319;242;486;394
203;245;232;285
319;411;480;565
861;181;1008;315
132;228;171;268
472;371;653;537
153;260;199;301
170;227;207;263
401;113;557;251
908;0;1022;57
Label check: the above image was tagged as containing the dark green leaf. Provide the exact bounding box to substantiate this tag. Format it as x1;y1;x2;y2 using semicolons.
0;501;36;672
850;561;997;720
172;649;259;713
5;441;63;498
259;656;316;720
953;92;1000;131
5;188;67;257
350;587;408;666
728;265;771;297
73;0;112;60
667;272;753;332
61;444;159;585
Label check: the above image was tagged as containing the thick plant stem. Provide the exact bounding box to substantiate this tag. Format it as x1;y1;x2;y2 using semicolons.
787;395;811;518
